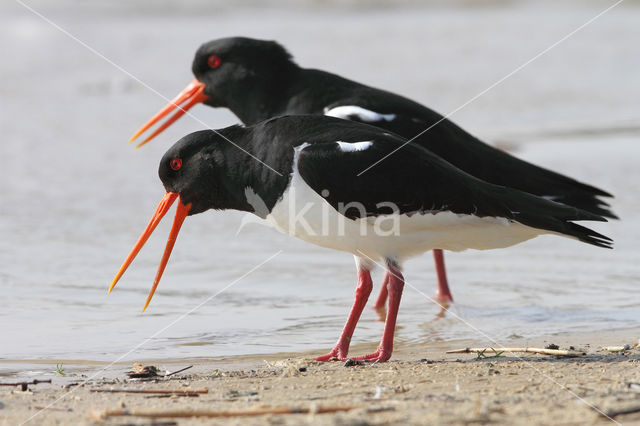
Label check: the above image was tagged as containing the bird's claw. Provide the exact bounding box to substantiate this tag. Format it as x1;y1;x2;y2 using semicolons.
347;348;391;363
314;347;349;362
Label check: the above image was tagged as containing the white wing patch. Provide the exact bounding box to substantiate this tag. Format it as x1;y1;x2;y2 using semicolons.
336;140;373;152
324;105;396;122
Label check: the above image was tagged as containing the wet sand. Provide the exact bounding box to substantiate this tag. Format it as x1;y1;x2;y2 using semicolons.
4;328;639;425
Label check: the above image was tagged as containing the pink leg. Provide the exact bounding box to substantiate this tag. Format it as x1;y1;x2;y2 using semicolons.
314;267;373;361
374;250;452;310
372;272;389;309
350;262;404;363
432;249;453;304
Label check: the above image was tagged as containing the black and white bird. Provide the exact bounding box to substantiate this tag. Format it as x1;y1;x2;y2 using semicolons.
112;115;612;362
129;36;616;306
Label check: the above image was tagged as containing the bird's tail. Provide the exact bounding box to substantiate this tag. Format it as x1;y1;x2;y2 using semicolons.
562;222;613;249
479;185;613;249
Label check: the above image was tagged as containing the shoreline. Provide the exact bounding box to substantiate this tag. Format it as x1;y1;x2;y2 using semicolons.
2;328;639;425
2;326;638;377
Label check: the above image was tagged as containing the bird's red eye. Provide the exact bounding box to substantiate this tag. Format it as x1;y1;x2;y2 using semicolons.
170;158;182;171
207;55;221;69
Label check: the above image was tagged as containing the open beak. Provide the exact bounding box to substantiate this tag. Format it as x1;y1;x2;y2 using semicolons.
130;79;209;148
109;192;192;311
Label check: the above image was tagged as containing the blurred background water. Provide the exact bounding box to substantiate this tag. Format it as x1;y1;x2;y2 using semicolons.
0;0;638;368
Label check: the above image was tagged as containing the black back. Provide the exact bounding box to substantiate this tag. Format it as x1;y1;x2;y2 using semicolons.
190;37;616;219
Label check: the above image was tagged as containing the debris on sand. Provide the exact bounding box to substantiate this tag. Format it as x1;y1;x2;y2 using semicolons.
0;379;52;392
446;347;585;357
90;388;208;396
601;344;631;353
89;405;358;420
126;364;159;378
125;363;194;378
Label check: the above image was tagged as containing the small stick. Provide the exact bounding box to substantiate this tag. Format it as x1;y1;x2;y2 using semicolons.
62;382;80;389
90;388;208;395
34;406;72;412
0;379;52;386
144;394;200;399
446;347;585;357
602;404;640;418
164;365;193;377
91;405;358;419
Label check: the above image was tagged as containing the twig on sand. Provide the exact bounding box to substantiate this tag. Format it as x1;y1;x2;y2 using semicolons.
0;379;52;386
164;365;194;377
34;406;72;412
90;405;359;419
595;404;640;418
144;393;200;399
0;379;52;391
90;388;208;395
446;347;585;357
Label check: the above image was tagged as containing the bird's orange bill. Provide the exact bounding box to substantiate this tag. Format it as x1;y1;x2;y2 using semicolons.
108;192;178;294
108;191;192;312
130;78;209;148
142;198;191;311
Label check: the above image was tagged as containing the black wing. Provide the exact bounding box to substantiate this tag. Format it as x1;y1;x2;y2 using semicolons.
297;137;612;249
323;89;616;219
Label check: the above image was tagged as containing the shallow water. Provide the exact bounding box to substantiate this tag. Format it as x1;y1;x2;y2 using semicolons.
1;1;639;368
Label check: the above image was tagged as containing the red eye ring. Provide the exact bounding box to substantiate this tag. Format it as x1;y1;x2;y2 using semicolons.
169;158;182;171
207;55;221;69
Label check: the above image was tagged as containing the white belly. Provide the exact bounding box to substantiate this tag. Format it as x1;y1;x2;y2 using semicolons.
264;162;547;263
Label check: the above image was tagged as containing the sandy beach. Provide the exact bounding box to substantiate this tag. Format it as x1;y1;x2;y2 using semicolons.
3;328;639;425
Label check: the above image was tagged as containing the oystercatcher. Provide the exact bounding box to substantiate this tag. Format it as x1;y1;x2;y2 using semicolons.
129;36;616;306
112;115;612;362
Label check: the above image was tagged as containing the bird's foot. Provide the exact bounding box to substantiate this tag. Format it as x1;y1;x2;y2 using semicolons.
347;348;392;363
374;305;387;322
433;291;453;307
372;301;386;310
313;346;349;362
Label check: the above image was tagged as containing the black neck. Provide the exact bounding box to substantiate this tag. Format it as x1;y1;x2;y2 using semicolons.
226;67;361;125
211;125;296;214
224;64;301;125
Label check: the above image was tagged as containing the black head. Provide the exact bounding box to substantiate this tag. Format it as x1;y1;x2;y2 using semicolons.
110;126;254;311
130;37;299;147
159;128;254;215
192;37;297;111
